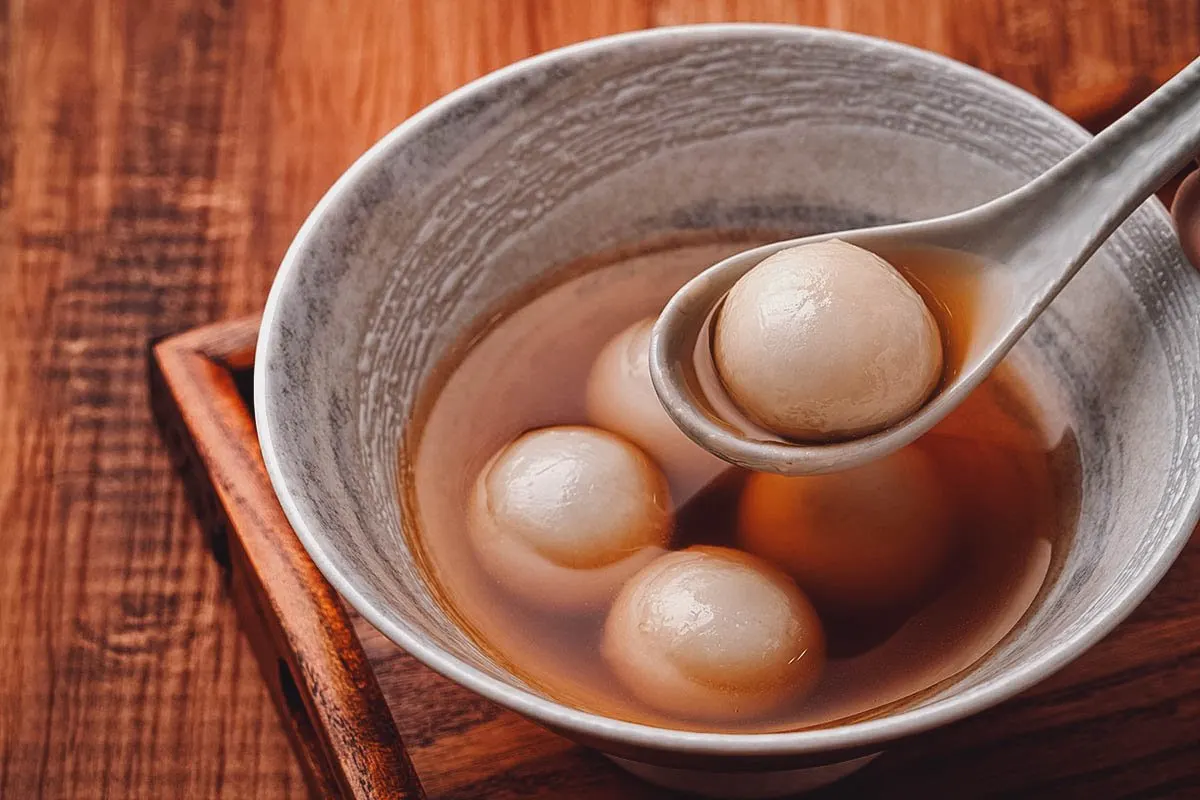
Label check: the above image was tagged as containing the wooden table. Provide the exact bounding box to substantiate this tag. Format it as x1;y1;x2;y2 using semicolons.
2;2;1197;797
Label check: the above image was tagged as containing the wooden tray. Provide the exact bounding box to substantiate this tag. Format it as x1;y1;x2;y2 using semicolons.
149;316;1200;799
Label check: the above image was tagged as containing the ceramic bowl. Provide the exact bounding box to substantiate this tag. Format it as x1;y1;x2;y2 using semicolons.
256;25;1200;797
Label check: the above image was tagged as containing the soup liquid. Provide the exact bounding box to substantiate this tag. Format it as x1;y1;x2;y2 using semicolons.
409;235;1080;733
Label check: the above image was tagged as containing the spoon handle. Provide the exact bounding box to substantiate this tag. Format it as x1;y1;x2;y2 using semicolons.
978;56;1200;294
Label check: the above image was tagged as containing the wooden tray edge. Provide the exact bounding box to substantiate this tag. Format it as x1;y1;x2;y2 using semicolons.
149;316;425;800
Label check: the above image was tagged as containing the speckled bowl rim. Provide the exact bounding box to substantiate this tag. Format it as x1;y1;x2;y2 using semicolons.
256;23;1200;759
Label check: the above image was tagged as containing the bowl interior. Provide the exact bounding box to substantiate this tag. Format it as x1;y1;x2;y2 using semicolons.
257;26;1200;755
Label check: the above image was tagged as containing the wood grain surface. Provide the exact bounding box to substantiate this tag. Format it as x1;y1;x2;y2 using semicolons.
2;1;1199;797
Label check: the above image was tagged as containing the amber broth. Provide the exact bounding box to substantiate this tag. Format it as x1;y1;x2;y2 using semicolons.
408;236;1080;733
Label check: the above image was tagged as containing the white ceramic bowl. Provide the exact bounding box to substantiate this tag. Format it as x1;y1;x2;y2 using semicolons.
256;25;1200;797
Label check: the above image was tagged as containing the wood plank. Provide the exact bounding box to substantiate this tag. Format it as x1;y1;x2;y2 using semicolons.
2;2;1199;798
0;2;304;796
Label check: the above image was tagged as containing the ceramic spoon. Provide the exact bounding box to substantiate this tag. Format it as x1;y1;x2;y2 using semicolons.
649;56;1200;476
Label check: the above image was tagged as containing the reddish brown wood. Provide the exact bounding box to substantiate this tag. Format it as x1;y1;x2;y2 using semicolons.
148;317;1200;799
3;2;1200;797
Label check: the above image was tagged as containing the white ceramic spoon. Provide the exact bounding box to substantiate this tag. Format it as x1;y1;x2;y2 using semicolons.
649;56;1200;476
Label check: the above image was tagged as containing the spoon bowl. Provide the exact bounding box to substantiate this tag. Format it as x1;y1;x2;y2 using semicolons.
652;56;1200;476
